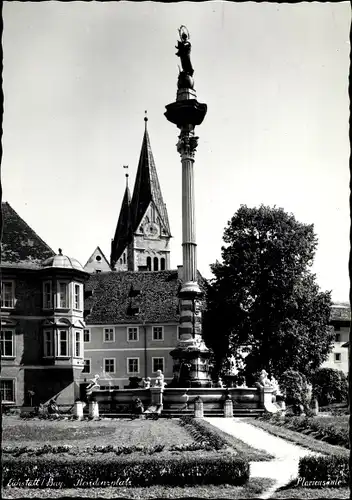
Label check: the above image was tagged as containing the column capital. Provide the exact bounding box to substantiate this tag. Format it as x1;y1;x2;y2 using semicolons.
177;131;199;160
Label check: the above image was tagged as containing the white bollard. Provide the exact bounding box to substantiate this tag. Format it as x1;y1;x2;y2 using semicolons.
73;400;84;420
89;401;99;419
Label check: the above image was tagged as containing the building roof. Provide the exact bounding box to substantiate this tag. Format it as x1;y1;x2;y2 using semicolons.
85;268;208;325
331;304;351;322
111;186;132;267
1;202;55;265
42;250;85;272
130;120;171;236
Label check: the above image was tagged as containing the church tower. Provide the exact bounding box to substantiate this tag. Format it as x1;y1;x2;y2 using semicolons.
111;116;172;271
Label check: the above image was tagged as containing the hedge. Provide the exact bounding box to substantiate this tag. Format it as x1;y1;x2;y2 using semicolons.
180;416;227;450
299;455;349;486
258;414;349;449
2;454;249;487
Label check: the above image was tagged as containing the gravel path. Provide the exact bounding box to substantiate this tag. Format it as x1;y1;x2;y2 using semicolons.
204;417;321;499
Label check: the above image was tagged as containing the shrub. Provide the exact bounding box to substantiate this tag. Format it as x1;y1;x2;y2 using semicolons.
299;455;349;486
278;369;310;410
259;413;349;449
2;454;249;487
180;416;227;450
311;368;348;407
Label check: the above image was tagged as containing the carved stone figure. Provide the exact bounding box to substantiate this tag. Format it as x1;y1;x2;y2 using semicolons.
86;374;100;399
175;26;194;77
154;370;165;388
142;377;151;389
257;369;272;388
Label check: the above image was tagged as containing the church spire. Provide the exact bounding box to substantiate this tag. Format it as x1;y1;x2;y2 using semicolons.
130;116;171;236
111;115;171;272
110;168;132;269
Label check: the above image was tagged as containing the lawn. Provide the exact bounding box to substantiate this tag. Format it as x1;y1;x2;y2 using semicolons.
2;478;276;499
272;486;350;499
2;416;193;449
2;415;272;461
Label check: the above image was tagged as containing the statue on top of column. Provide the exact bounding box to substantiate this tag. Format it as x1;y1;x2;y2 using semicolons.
176;26;194;89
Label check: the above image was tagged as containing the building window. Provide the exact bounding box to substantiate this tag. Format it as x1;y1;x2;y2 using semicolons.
58;330;68;357
334;353;341;363
127;357;139;374
127;327;139;342
84;329;91;343
82;359;91;374
104;358;115;373
160;258;166;270
74;284;82;310
1;330;15;357
335;333;341;343
103;328;114;343
43;330;54;357
43;281;52;309
152;326;164;341
152;357;164;373
153;257;159;271
1;281;15;309
123;253;126;264
75;331;82;357
146;257;151;271
1;379;15;403
57;282;69;309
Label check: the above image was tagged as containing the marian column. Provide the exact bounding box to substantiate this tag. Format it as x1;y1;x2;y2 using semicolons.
165;26;212;387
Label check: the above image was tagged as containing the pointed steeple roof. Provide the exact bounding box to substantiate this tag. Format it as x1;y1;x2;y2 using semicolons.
130;116;171;235
111;184;132;266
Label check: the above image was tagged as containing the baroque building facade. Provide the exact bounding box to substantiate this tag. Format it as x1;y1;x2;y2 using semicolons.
1;202;89;407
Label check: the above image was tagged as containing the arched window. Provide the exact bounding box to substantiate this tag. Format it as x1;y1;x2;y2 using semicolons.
120;258;123;265
146;257;151;271
153;257;159;271
160;258;166;270
123;253;126;264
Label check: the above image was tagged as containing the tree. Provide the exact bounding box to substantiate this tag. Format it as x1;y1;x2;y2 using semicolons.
203;205;333;381
311;368;348;407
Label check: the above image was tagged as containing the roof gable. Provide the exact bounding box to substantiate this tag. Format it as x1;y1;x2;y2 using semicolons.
1;202;55;264
84;246;111;273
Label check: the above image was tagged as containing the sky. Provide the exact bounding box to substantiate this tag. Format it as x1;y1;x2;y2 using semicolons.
2;1;350;302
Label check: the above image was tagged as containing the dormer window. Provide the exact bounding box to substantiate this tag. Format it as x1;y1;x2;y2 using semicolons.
57;282;69;309
1;281;15;309
43;281;52;309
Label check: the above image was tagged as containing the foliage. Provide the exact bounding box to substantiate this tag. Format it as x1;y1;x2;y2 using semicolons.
299;455;349;485
2;454;250;487
203;205;333;380
278;370;310;409
311;368;348;407
257;413;349;449
180;416;227;450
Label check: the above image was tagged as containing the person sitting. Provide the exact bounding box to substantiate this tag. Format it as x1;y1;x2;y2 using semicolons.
132;397;144;415
47;399;60;415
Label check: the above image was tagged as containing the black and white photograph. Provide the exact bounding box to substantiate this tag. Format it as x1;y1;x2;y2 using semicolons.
1;1;350;499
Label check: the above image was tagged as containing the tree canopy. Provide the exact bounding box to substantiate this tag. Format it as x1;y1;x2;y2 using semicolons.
203;205;333;382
